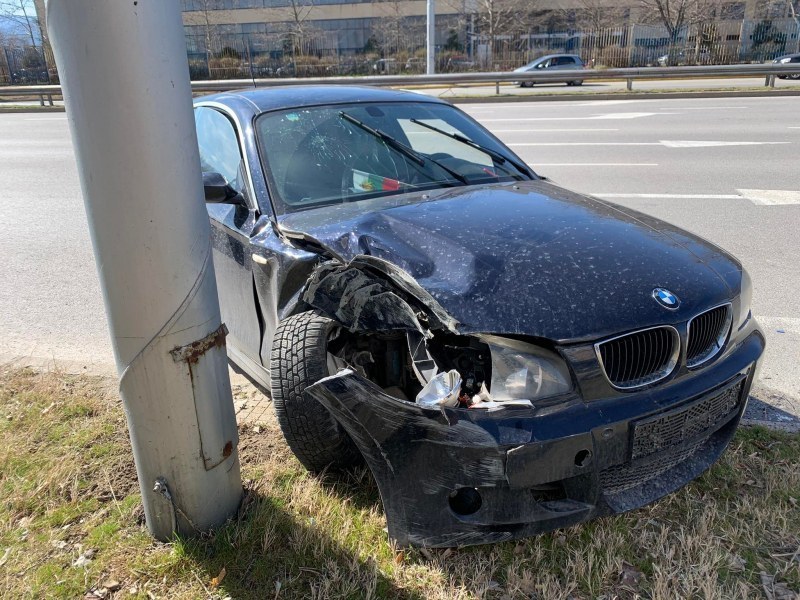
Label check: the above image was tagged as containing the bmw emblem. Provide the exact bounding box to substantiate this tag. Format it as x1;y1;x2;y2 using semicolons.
653;288;680;310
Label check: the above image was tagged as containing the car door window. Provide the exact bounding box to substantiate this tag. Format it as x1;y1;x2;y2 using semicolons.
194;107;244;193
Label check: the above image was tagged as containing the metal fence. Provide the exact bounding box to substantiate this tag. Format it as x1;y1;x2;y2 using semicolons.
4;63;800;106
177;17;800;80
2;16;799;86
0;44;57;85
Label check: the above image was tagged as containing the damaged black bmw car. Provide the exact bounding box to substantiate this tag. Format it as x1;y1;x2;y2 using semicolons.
193;86;764;548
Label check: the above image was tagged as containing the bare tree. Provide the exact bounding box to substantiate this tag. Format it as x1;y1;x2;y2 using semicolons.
790;0;800;51
0;0;41;49
638;0;722;62
373;0;410;58
192;0;223;75
570;0;629;31
470;0;538;64
282;0;318;61
759;0;800;50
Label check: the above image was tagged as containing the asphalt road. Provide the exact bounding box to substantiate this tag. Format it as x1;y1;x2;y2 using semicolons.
1;96;798;420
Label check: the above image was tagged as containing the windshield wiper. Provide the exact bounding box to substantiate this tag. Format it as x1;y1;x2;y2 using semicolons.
339;111;468;185
409;118;531;179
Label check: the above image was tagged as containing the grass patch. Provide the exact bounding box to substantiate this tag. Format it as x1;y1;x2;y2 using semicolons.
1;366;798;599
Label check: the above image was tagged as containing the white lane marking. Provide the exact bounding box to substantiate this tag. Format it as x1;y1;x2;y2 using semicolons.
591;190;800;205
660;140;790;148
592;112;680;120
789;127;800;129
23;116;67;121
481;112;666;122
592;193;743;199
533;163;659;167
511;142;659;146
657;106;749;110
738;189;800;205
573;100;643;106
512;140;791;148
491;128;620;132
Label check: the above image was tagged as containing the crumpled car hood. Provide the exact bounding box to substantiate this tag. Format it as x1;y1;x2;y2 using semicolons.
279;181;741;342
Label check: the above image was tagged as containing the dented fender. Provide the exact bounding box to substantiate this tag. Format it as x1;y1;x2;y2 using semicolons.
301;255;459;337
304;350;758;548
304;369;599;547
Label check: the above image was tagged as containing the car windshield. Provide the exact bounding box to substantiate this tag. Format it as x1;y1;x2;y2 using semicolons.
255;101;530;215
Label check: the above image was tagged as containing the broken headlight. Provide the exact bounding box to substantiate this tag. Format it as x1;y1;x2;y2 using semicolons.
478;335;573;402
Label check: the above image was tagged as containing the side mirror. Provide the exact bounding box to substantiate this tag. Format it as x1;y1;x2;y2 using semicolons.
203;171;245;205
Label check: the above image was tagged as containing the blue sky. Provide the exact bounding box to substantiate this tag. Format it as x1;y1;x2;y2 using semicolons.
0;0;41;42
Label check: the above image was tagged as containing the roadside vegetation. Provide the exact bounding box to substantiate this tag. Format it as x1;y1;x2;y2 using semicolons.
1;366;798;599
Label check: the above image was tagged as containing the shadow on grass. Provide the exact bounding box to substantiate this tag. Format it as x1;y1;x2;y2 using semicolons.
318;464;383;513
178;481;422;599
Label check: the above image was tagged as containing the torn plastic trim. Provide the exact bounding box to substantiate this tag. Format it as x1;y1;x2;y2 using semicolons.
407;330;438;385
304;369;598;547
302;254;459;337
275;223;347;263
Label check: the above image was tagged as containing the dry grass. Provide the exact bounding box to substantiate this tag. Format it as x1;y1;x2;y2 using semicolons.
1;366;798;599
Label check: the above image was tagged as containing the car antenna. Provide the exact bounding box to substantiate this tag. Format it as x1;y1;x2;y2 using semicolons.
245;43;256;89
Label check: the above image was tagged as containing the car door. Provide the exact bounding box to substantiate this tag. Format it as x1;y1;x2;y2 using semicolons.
531;58;551;71
194;106;263;368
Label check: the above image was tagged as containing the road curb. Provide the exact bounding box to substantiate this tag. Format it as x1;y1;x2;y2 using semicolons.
741;419;800;434
0;106;66;113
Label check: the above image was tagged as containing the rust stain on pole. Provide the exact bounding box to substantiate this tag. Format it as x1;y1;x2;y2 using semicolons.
170;324;228;364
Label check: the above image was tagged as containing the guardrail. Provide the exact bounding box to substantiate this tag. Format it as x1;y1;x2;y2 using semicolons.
2;63;799;105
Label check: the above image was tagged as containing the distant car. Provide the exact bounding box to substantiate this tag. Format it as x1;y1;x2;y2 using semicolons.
513;54;586;86
657;49;710;67
372;58;399;74
774;53;800;79
404;57;425;72
445;55;476;72
657;51;685;67
193;86;763;548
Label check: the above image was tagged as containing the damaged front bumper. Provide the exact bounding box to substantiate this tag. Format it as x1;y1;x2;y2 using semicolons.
304;330;764;548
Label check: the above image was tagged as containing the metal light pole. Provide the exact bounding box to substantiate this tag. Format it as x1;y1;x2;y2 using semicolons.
427;0;435;74
46;0;242;540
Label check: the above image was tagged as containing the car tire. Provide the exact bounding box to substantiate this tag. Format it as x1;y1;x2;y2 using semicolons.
521;81;533;88
573;80;584;86
270;310;362;473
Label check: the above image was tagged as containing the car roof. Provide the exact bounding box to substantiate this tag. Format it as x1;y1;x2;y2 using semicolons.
194;85;447;117
530;54;581;62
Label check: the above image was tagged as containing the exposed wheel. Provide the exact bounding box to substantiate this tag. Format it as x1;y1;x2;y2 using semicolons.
572;80;584;86
520;81;533;88
270;310;362;473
